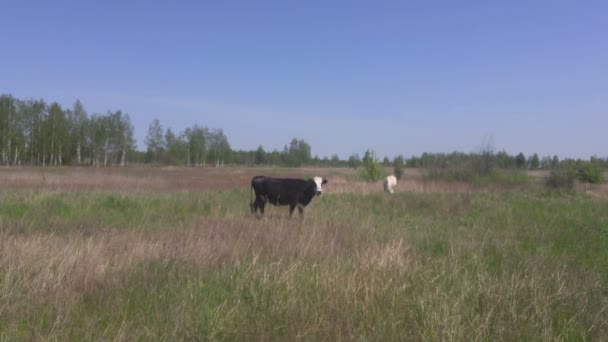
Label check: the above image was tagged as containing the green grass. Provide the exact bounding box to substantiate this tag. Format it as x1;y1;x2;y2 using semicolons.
1;189;607;340
0;190;248;234
425;168;531;187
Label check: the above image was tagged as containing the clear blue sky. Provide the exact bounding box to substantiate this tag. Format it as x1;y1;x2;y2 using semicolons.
2;0;606;159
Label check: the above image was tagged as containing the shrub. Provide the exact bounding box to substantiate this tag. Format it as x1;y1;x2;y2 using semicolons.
426;164;475;182
359;150;384;182
471;151;495;176
348;153;361;169
545;169;576;190
477;170;529;186
576;163;604;184
393;155;404;180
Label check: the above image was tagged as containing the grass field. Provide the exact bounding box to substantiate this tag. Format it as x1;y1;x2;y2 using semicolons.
1;167;607;340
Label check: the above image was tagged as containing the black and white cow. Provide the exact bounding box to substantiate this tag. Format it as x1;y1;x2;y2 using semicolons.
250;176;328;217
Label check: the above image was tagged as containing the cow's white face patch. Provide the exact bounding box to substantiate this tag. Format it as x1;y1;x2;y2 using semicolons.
313;176;326;194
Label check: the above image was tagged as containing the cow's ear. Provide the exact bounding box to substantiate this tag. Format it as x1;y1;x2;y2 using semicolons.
322;178;328;184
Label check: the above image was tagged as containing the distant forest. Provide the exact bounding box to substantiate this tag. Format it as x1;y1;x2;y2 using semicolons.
1;94;607;170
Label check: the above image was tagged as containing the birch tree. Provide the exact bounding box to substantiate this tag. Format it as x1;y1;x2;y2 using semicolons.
145;119;164;163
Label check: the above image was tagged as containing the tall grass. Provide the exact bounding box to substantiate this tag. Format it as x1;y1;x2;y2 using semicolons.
425;167;530;187
1;190;607;340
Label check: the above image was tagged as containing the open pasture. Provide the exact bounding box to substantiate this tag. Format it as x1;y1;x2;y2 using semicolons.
1;167;607;340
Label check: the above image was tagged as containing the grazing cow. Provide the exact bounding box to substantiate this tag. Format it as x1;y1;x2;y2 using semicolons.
250;176;328;217
384;175;397;194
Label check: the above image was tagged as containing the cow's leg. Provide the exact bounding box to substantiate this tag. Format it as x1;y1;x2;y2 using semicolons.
251;197;259;215
289;204;296;218
252;196;266;217
297;204;305;218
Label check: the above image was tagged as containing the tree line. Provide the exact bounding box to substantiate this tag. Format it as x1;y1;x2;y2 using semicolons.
142;118;321;167
0;94;325;167
0;95;135;166
1;94;606;172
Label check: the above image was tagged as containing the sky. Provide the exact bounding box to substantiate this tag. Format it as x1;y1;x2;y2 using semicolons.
1;0;607;160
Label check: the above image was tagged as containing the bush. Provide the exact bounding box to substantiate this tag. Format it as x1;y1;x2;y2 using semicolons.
545;169;576;190
426;165;475;182
576;163;604;184
359;150;384;182
393;156;404;180
476;170;529;186
424;164;530;187
471;151;495;176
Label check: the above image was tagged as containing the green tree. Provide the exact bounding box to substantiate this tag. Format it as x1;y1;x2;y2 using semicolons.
255;145;266;165
98;111;130;166
117;112;136;166
145;119;164;163
286;138;311;166
473;137;495;176
46;102;68;165
207;128;231;167
545;168;575;190
182;128;194;166
330;154;341;167
406;156;419;168
383;156;391;166
348;153;361;169
89;114;105;166
577;161;604;184
540;155;552;169
496;150;515;169
267;149;282;165
187;125;206;166
551;155;560;169
515;152;526;169
360;150;384;182
26;99;47;165
165;128;187;164
12;100;29;165
393;155;405;179
0;95;23;165
95;110;130;166
528;153;540;169
68;100;89;165
89;112;123;167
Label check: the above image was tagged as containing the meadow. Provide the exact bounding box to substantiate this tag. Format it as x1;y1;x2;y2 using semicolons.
0;167;607;340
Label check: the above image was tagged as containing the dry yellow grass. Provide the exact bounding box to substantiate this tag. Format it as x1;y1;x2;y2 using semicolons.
0;217;414;323
3;166;589;195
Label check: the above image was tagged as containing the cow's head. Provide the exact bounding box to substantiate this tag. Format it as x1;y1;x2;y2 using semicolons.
313;176;328;195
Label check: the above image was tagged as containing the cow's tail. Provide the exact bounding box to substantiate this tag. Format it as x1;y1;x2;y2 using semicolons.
249;182;254;214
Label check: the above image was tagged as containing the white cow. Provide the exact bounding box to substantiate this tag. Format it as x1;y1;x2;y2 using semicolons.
383;175;397;194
